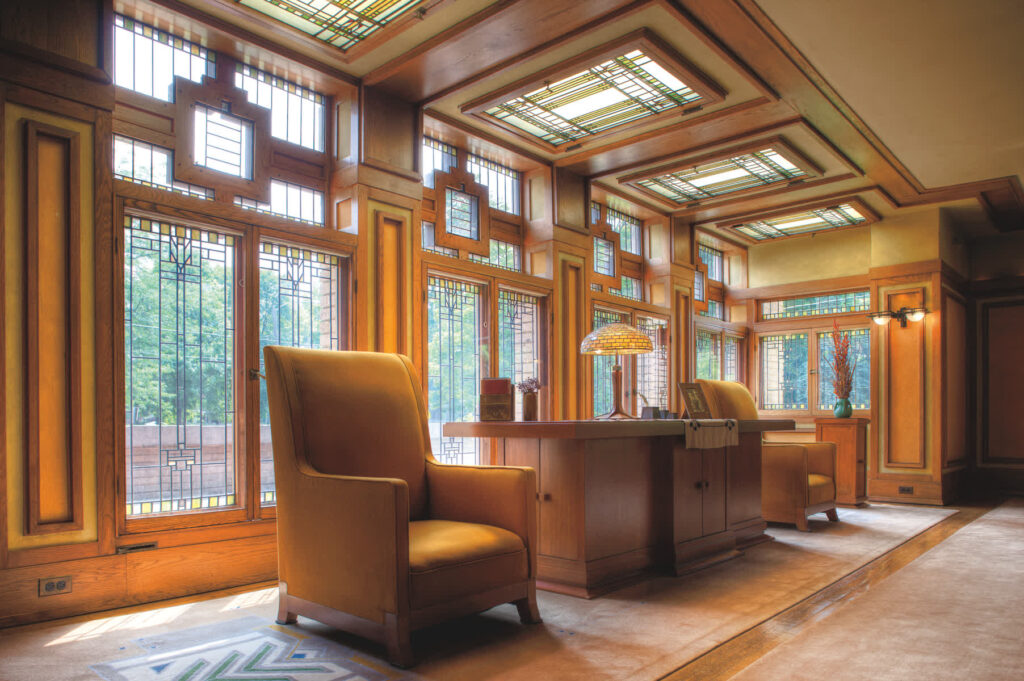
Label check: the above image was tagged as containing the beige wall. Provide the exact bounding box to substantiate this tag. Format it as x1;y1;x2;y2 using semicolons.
747;227;870;287
869;207;940;270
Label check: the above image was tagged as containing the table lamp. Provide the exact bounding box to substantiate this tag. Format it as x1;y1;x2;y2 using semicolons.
580;322;653;419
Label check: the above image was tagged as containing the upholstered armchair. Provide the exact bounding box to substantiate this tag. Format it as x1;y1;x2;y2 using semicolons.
263;347;541;667
696;379;839;531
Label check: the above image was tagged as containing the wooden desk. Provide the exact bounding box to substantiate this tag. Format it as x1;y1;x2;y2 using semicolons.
443;419;793;598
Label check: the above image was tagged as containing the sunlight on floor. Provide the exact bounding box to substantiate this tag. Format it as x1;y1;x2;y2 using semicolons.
44;603;195;647
218;587;277;612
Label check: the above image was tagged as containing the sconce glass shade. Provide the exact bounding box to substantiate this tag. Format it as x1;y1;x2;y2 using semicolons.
869;311;893;326
580;323;653;356
905;308;927;322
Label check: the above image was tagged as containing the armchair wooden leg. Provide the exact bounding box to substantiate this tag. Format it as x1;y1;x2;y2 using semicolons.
825;508;839;522
275;583;297;625
385;613;414;668
795;515;810;532
514;590;542;625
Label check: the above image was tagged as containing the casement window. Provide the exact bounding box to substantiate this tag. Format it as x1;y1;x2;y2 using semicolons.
816;328;870;410
113;135;213;199
235;180;325;226
695;329;722;380
592;308;630;416
760;333;809;410
234;64;325;152
758;328;871;413
113;14;215;102
698;244;723;282
422;137;457;189
468;239;522;272
637;316;670;410
467;154;522;215
498;290;544;420
590;308;669;416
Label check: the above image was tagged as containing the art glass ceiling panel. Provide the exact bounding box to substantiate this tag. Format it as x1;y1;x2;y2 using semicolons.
239;0;423;50
638;148;806;204
735;203;866;240
485;50;705;146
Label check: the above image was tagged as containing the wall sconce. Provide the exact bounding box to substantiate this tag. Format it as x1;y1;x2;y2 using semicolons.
868;307;927;328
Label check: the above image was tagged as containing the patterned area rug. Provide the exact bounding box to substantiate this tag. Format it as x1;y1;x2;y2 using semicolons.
90;617;417;681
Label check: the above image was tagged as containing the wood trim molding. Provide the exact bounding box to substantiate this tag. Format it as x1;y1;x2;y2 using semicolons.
374;210;408;354
23;120;84;535
430;166;492;256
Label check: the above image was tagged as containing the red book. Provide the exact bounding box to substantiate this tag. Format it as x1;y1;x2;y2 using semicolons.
480;377;512;395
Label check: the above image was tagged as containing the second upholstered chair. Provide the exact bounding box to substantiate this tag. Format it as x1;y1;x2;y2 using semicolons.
263;347;541;667
697;379;839;532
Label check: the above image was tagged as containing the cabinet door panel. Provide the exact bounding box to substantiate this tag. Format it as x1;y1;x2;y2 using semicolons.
673;444;703;542
727;433;763;527
702;448;727;536
539;440;584;560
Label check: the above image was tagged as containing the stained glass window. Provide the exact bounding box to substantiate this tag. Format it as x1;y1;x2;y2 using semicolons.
113;14;215;102
445;187;479;240
760;333;808;410
698;244;723;282
724;336;741;382
637;316;669;410
592;309;628;416
761;291;871;320
235;64;325;152
700;299;724;320
421;221;457;258
607;207;641;255
427;277;482;465
694;270;705;302
468;239;522;271
498;290;543;420
467;154;521;215
257;242;341;504
234;180;324;225
638;147;806;203
124;216;236;516
194;105;254;179
695;329;721;380
818;328;870;410
594;237;615;277
113;135;213;199
736;204;867;240
485;49;705;146
422;137;457;189
610;275;642;301
239;0;423;51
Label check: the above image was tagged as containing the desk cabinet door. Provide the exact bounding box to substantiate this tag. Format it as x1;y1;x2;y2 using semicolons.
674;446;703;543
702;448;727;536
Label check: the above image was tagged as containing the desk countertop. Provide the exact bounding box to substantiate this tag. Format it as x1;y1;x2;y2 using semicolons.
442;419;795;439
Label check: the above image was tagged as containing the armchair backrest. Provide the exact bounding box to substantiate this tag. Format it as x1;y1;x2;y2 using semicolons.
697;379;760;420
264;347;432;519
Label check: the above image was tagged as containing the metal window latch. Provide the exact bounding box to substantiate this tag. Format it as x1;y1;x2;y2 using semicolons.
248;369;265;381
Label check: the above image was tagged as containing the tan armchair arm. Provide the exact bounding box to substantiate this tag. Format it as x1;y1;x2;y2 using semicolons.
762;444;809;505
425;461;536;542
276;470;410;624
804;442;837;478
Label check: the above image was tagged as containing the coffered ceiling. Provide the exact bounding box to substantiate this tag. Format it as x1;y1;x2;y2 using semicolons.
166;0;1023;239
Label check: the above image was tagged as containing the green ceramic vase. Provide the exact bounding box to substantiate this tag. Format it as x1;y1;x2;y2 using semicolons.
833;398;853;418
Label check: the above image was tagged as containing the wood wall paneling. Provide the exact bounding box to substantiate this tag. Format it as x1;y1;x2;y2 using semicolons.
24;121;83;534
884;288;927;469
556;254;585;420
942;291;968;465
983;301;1024;463
554;167;587;235
359;86;420;182
374;211;406;353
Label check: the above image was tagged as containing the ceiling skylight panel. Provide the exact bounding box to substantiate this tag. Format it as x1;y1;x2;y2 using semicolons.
239;0;423;51
734;203;868;241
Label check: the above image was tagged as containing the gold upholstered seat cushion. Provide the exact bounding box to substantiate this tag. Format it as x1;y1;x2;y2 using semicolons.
408;519;528;609
696;379;760;420
807;473;836;507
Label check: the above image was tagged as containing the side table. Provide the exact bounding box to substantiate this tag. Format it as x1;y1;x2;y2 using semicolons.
814;417;869;507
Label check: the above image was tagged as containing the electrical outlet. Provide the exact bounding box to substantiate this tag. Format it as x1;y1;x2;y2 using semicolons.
898;485;914;495
38;576;72;597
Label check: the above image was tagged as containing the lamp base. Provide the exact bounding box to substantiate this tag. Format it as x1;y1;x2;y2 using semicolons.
593;363;636;420
595;408;637;420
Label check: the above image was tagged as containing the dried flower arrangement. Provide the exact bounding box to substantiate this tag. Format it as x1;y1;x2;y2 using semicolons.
516;377;541;394
828;320;856;400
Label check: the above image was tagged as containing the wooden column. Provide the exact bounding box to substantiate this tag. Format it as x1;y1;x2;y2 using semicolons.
815;417;869;507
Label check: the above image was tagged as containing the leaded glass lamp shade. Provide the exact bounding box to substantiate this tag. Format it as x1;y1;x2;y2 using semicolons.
580;323;653;419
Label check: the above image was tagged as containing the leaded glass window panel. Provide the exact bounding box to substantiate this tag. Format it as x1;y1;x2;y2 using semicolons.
114;14;215;102
637;147;806;203
760;333;808;410
699;299;724;320
124;216;237;516
234;64;325;152
761;291;870;320
239;0;423;51
468;239;522;271
445;187;479;240
498;290;542;421
607;207;641;255
421;221;458;258
235;180;324;225
427;277;482;465
422;137;457;189
257;242;341;505
736;204;866;240
467;154;521;215
592;309;628;416
818;328;870;410
113;135;213;199
610;275;642;301
724;336;740;382
594;237;615;277
695;329;721;380
485;50;705;146
637;317;669;410
694;270;705;302
194;105;254;179
698;244;723;282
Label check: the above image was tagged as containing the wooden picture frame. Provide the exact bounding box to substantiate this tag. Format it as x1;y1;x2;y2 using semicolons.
678;382;713;419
